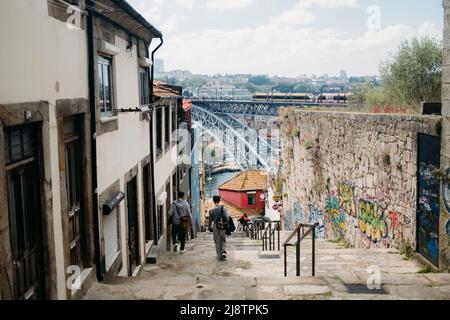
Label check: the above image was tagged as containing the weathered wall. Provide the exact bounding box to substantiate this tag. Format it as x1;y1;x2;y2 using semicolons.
440;0;450;270
281;110;444;258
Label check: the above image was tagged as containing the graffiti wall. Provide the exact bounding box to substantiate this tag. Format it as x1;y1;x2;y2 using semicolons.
281;110;443;253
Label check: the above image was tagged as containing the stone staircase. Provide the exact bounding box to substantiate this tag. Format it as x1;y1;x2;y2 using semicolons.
83;231;450;300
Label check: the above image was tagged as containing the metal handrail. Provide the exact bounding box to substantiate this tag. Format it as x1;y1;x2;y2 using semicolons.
262;221;281;251
283;223;318;277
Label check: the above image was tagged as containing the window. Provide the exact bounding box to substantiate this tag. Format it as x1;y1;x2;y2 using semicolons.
98;56;113;116
63;117;87;269
156;107;163;153
248;193;256;206
139;68;149;106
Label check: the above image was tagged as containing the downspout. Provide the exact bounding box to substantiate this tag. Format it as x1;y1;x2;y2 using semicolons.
149;36;163;244
150;37;163;103
86;1;104;282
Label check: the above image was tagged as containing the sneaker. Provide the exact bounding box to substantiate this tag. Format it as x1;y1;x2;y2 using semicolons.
173;244;178;252
221;252;227;260
180;250;186;255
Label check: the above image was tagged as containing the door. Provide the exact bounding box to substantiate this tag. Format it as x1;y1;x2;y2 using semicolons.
127;177;140;275
63;116;86;269
5;123;46;300
417;134;441;266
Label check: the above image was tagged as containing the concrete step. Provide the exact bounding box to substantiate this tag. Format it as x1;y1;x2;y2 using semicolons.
146;245;160;264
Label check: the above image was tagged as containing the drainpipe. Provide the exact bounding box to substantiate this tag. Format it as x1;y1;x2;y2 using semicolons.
86;1;104;282
148;37;163;245
150;37;163;103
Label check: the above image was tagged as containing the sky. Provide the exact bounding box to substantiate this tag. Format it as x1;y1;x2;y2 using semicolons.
127;0;444;77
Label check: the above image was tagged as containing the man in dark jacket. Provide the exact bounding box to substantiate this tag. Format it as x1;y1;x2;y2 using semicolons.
208;195;230;261
168;192;192;254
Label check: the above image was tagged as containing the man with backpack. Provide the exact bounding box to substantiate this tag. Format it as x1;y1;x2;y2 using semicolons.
168;192;192;254
208;195;231;261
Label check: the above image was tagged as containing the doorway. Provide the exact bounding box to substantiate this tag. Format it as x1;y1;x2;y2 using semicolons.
417;133;441;266
5;123;46;300
127;176;140;275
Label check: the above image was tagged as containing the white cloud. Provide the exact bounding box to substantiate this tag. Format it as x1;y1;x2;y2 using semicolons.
417;21;442;40
175;0;196;9
300;0;360;9
271;5;317;26
206;0;255;10
272;0;360;26
158;22;430;76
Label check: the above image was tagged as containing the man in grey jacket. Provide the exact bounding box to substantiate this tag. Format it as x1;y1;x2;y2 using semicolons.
208;195;230;261
168;192;192;254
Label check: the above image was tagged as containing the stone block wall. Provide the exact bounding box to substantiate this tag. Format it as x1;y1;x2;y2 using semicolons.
280;110;446;263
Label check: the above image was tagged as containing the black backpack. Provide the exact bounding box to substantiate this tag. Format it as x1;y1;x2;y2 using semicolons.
216;206;229;230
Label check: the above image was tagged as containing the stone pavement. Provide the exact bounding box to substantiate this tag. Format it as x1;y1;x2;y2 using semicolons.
83;232;450;300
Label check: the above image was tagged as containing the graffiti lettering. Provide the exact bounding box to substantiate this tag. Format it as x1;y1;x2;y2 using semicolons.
387;211;404;242
358;200;388;243
308;205;325;239
338;183;357;217
324;196;346;237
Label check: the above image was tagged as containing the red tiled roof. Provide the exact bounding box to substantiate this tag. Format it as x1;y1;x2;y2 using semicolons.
153;81;181;98
218;170;267;192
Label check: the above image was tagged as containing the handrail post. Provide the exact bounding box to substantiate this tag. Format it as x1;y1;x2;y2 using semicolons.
312;226;316;277
284;245;287;277
269;223;272;251
278;222;280;251
296;229;300;277
262;227;265;251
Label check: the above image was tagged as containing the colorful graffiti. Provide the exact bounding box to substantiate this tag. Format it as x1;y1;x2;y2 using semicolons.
293;203;304;225
338;183;357;217
387;211;404;242
324;196;346;237
417;133;441;266
308;205;325;239
358;200;388;243
444;167;450;213
284;209;293;231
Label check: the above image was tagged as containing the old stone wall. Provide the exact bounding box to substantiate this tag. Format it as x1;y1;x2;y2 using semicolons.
280;109;444;257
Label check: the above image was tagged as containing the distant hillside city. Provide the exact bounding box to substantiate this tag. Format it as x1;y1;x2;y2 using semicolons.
154;58;381;100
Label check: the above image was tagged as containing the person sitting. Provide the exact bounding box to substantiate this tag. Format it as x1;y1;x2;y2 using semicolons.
238;213;251;231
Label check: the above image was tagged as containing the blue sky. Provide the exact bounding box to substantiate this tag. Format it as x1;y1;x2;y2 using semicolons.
128;0;443;77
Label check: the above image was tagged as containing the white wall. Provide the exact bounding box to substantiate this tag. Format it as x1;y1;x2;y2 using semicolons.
0;0;89;300
265;187;281;222
95;35;153;276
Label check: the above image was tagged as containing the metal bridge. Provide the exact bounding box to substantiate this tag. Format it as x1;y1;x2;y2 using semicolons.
191;99;345;116
191;99;347;171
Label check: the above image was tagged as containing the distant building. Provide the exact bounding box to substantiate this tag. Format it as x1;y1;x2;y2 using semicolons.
155;58;165;74
340;70;347;80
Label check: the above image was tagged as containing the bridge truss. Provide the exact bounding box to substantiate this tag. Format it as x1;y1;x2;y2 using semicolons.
192;105;280;172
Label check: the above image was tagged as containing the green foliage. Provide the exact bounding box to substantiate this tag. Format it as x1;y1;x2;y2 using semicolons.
418;265;437;274
381;37;442;106
399;240;415;260
236;82;258;94
350;37;442;113
248;75;272;86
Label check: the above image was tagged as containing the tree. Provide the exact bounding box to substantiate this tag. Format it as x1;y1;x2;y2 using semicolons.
350;37;442;112
380;37;442;106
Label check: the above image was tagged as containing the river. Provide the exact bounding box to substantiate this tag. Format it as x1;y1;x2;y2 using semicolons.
204;170;241;198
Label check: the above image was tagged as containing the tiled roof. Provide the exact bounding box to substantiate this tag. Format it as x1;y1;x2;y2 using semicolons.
218;170;267;192
153;81;181;98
